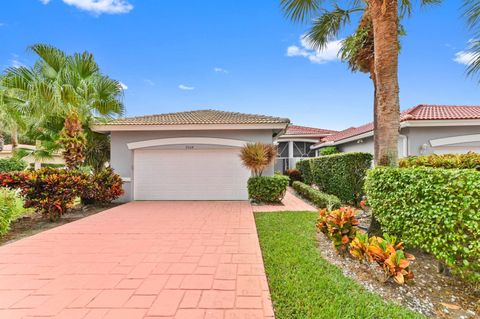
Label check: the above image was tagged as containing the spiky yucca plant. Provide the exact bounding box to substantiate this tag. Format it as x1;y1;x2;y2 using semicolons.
59;110;86;170
240;143;277;176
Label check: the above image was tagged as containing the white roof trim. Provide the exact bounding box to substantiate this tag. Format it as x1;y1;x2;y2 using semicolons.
277;138;320;143
430;134;480;147
127;137;248;150
92;123;288;132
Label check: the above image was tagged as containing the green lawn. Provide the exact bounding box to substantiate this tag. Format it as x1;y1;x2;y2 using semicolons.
255;211;423;319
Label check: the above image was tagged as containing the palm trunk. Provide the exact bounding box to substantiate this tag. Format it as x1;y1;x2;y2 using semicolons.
369;0;400;166
11;126;18;150
0;132;4;151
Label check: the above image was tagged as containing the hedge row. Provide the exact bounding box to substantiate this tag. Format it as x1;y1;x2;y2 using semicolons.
297;152;372;204
292;181;341;210
399;153;480;170
365;167;480;281
247;175;289;203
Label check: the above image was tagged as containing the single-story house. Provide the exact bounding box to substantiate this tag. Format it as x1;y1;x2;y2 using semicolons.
274;125;337;172
312;104;480;157
92;110;290;202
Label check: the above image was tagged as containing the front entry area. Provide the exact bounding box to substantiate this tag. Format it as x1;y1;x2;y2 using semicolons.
133;147;250;201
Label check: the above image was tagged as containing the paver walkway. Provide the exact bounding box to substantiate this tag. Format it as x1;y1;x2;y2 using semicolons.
251;188;317;212
0;202;274;319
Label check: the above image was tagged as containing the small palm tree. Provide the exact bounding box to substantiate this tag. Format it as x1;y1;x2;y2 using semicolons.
240;143;277;176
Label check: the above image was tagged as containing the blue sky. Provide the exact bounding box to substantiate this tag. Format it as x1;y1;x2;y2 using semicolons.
1;0;478;130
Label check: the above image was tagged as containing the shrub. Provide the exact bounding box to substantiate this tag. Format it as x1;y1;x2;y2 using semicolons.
319;146;339;156
82;167;124;204
286;168;302;185
316;207;359;254
365;167;480;281
0;188;29;235
306;152;373;204
296;160;314;185
292;181;341;210
247;175;289;203
0;167;123;221
399;152;480;170
0;158;27;172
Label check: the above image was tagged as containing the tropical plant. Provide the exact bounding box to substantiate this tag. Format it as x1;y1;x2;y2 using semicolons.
240;142;277;176
316;206;359;253
58;110;86;169
280;0;439;166
286;168;302;185
1;44;124;169
463;0;480;80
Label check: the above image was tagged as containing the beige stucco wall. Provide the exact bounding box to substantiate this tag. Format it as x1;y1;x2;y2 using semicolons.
110;129;276;202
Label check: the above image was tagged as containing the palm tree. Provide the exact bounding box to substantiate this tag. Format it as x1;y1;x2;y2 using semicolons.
1;44;124;169
463;1;480;79
280;0;438;166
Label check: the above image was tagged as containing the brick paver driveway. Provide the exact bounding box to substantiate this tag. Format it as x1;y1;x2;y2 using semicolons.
0;202;274;319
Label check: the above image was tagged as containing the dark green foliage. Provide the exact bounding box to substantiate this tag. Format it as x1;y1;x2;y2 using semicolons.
255;212;423;319
247;175;289;203
399;153;480;170
292;181;341;210
365;167;480;281
296;159;314;185
0;158;27;172
300;152;372;204
319;146;339;156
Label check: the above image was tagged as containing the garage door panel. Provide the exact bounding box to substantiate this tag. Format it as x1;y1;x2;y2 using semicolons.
134;148;250;200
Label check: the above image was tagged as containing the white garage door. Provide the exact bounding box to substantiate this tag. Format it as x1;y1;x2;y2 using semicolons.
133;148;250;200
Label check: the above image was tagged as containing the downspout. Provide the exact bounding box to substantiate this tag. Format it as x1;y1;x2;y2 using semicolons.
399;134;408;158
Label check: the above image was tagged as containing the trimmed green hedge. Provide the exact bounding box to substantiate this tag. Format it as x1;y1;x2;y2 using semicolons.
399;153;480;170
365;167;480;281
292;181;341;210
298;152;372;204
0;158;27;173
296;160;314;185
248;175;289;203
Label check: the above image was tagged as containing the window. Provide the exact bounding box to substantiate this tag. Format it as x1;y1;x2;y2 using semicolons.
293;142;315;157
278;142;288;157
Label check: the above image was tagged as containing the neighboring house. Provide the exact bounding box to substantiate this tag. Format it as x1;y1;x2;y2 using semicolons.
274;125;337;172
92;110;290;202
312;105;480;157
0;144;65;169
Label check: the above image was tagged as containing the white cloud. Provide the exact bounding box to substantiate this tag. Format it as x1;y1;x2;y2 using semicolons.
214;67;229;74
40;0;133;15
178;84;194;91
454;51;475;65
119;82;128;90
287;35;342;64
10;54;25;68
143;79;155;86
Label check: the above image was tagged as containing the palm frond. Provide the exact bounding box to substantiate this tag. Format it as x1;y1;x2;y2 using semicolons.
306;6;363;50
280;0;322;23
28;44;67;74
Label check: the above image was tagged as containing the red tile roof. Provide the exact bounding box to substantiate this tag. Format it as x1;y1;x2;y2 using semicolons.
316;105;480;146
285;125;337;136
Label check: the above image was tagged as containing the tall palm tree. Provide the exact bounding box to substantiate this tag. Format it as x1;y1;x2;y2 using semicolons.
463;1;480;79
1;44;124;169
280;0;438;166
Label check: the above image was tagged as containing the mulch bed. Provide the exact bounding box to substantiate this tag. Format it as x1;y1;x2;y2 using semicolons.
0;203;119;246
317;227;479;319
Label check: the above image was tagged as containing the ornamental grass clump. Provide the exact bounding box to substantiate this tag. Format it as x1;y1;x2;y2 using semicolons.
240;142;277;176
